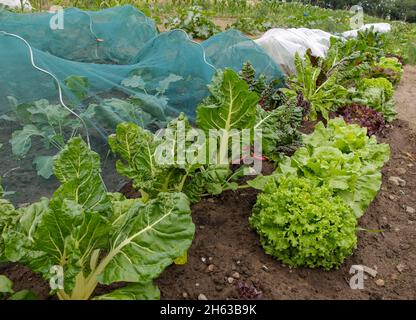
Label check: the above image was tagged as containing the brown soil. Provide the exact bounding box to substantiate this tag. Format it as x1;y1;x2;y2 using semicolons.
155;119;416;300
1;69;415;301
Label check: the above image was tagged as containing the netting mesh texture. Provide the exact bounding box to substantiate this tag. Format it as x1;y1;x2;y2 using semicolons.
0;5;284;203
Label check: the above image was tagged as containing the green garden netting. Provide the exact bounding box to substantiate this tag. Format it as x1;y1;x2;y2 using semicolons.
0;5;284;203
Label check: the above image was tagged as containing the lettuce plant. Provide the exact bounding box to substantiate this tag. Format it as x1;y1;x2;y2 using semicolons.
360;77;394;100
0;138;195;300
250;175;357;270
336;104;385;137
350;77;397;122
371;57;404;85
249;118;390;217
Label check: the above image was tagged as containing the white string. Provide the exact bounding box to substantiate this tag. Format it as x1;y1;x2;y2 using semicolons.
0;31;91;148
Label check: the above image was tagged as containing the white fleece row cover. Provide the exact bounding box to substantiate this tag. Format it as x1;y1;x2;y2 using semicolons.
255;27;333;74
0;0;32;10
255;23;391;74
342;23;392;38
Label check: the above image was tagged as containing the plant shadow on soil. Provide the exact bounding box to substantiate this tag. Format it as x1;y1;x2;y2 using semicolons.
0;118;415;300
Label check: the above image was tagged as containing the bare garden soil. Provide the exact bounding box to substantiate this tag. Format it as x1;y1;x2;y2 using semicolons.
1;68;415;300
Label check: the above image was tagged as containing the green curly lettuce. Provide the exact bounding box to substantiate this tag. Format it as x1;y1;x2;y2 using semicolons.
352;77;397;122
250;176;357;270
360;77;394;100
249;118;390;217
371;57;403;86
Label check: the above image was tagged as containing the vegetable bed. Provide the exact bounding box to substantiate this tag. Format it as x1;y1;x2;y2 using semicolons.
1;5;415;300
1;118;415;300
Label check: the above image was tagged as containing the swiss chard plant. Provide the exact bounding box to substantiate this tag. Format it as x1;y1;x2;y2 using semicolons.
109;114;237;204
109;68;305;203
0;137;195;300
83;72;184;132
282;53;348;121
0;98;83;179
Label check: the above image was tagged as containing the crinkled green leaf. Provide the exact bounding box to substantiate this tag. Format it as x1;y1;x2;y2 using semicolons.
52;137;110;211
196;69;258;132
271;118;390;217
99;192;195;284
250;176;357;270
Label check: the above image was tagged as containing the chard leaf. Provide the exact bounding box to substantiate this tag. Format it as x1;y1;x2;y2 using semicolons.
2;198;50;263
93;282;160;300
10;124;44;158
0;275;14;294
33;155;55;179
8;290;38;300
109;122;164;196
99;192;194;284
121;75;146;90
196;69;258;132
52;137;110;212
64;75;90;101
157;74;183;95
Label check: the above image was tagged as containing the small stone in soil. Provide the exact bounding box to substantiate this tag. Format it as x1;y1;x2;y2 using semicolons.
388;195;395;201
405;206;415;214
388;176;406;187
375;279;385;287
207;264;215;272
232;272;240;279
195;283;200;287
227;277;235;284
182;292;188;298
262;265;269;272
198;294;208;300
201;257;207;263
396;263;406;273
